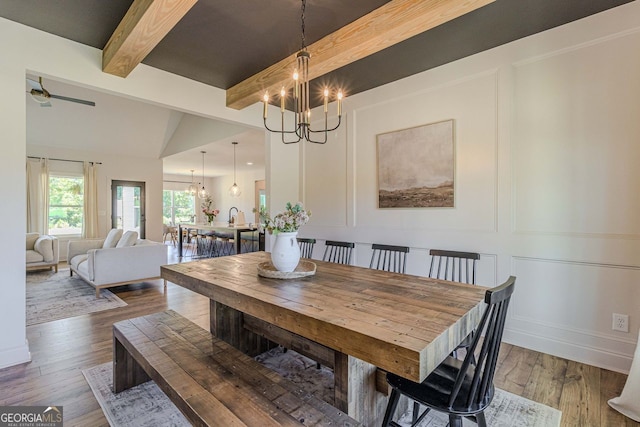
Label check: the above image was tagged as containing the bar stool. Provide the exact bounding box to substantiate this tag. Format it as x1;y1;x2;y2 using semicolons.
205;234;218;258
194;233;207;258
241;230;258;253
216;233;235;256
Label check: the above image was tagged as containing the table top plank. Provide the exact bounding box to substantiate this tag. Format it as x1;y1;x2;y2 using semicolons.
162;252;487;382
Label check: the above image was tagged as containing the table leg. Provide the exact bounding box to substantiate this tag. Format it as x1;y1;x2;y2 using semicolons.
178;224;183;258
235;229;242;254
209;300;273;356
334;351;405;426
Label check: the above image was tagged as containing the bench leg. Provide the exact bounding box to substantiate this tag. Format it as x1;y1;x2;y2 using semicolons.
113;336;150;393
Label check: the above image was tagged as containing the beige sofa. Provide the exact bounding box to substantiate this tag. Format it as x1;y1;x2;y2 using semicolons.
68;229;168;298
26;233;59;272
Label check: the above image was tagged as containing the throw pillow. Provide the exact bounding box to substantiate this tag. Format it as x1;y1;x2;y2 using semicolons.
34;236;54;262
116;230;139;248
26;233;39;250
103;228;124;248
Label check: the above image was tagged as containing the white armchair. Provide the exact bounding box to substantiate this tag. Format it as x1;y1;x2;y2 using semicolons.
26;233;59;272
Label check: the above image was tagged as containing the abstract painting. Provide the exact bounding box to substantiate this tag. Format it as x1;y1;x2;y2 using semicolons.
377;119;454;208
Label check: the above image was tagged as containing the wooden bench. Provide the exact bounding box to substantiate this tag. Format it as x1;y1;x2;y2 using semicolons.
113;310;361;427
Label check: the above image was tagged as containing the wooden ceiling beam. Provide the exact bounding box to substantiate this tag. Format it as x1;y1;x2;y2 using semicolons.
103;0;197;78
226;0;495;110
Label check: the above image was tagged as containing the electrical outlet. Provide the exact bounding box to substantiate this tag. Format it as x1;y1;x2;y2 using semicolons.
612;313;629;333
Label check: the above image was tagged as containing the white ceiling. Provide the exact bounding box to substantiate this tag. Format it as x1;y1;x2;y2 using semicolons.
25;75;265;178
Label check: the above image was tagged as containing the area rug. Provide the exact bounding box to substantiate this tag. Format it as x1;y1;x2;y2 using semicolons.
83;348;561;427
26;269;127;326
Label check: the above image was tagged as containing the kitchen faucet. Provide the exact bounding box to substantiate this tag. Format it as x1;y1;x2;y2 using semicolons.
228;206;238;224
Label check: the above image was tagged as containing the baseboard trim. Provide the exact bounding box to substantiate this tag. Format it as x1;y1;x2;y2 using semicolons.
0;339;31;370
503;326;634;374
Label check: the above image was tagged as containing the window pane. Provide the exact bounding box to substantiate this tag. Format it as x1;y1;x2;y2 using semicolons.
173;191;193;209
162;189;195;224
49;176;84;235
49;207;83;235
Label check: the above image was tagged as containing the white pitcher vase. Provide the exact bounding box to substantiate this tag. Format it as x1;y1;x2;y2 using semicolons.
271;231;300;272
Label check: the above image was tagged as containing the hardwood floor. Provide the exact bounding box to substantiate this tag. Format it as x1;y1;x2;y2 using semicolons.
2;246;637;426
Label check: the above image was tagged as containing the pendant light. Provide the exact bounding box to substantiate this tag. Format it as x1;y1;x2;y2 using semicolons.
186;169;197;195
229;142;241;197
198;151;209;199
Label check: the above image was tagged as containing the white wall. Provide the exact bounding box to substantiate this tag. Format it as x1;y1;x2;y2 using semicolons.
210;170;266;225
277;3;640;373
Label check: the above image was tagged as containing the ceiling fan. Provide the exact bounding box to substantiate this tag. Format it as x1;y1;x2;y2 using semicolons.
26;77;95;107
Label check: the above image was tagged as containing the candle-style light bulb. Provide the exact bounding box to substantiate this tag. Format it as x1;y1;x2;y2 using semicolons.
263;92;269;119
323;88;329;113
337;91;343;116
293;69;299;99
280;87;286;112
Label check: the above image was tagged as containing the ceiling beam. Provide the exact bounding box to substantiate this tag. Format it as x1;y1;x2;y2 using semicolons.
226;0;495;110
102;0;197;78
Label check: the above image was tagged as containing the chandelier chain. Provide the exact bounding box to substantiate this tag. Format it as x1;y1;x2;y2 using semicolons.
301;0;306;50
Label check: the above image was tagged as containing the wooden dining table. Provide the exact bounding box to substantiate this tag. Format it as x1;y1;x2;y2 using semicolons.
161;251;487;426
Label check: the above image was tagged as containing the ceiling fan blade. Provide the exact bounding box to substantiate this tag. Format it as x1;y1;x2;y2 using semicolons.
26;78;43;92
49;94;95;107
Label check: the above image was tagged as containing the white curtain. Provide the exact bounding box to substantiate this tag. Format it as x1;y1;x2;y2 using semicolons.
26;158;49;234
82;161;99;238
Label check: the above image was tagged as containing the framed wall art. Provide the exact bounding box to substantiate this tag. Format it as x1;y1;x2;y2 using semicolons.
377;119;455;208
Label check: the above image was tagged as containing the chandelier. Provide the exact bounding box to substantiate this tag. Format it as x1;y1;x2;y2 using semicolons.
198;151;209;199
262;0;343;144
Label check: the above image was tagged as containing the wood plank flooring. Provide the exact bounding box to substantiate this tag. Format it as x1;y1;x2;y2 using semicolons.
1;248;637;427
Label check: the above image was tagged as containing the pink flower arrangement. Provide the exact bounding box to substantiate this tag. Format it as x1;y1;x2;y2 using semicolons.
201;196;219;222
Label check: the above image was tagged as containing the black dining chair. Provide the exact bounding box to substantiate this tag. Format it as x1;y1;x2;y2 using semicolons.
297;237;316;259
429;249;480;284
369;244;409;274
382;276;516;427
429;249;481;361
322;240;355;265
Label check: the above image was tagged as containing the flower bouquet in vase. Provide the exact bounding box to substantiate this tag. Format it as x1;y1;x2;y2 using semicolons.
201;196;219;225
259;202;311;272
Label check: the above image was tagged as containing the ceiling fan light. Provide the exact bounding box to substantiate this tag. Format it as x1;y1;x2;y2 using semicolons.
30;90;49;104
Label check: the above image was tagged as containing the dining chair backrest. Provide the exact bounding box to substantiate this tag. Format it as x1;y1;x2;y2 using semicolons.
448;276;515;409
369;244;409;274
428;249;480;284
322;240;355;265
297;237;316;259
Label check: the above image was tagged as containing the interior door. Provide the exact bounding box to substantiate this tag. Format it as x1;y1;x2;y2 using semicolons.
112;180;146;238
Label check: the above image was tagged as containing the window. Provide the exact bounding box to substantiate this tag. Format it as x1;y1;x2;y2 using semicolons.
163;190;195;225
49;174;84;236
